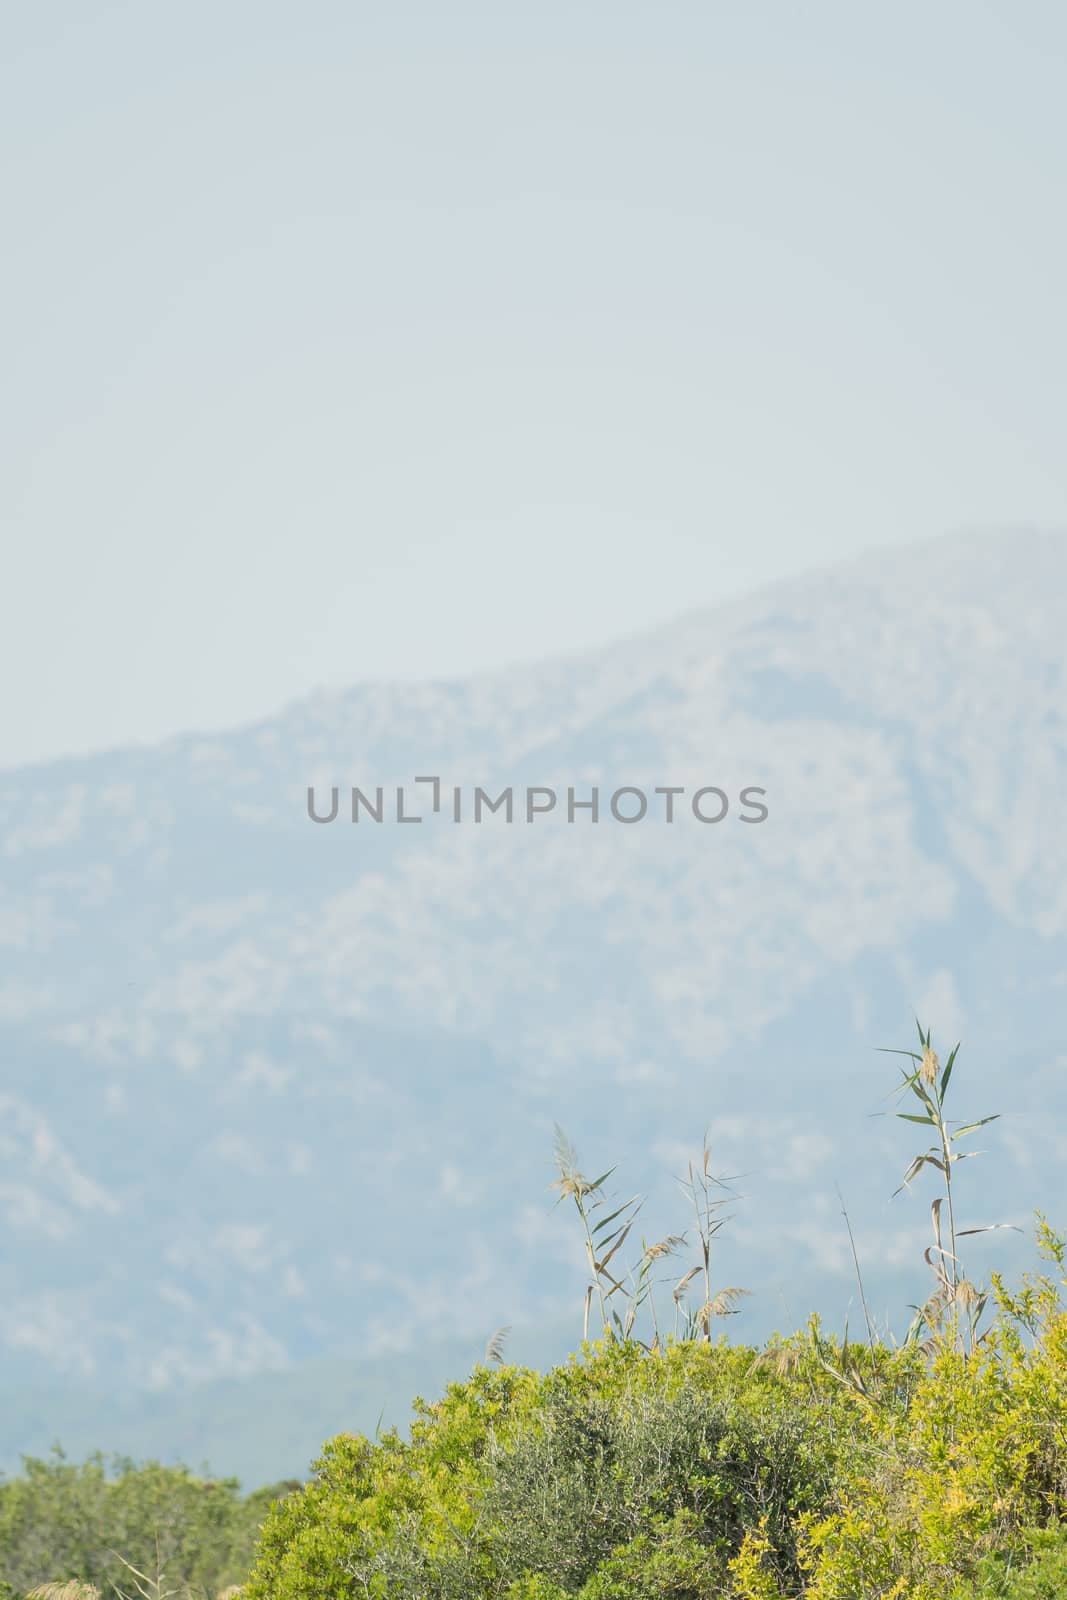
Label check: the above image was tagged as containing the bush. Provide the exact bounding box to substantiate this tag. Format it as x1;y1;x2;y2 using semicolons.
0;1453;297;1599
241;1338;878;1598
240;1280;1067;1599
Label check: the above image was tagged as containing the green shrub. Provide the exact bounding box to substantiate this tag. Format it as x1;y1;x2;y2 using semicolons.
574;1511;729;1598
239;1279;1067;1600
953;1524;1067;1597
241;1337;877;1599
0;1453;296;1599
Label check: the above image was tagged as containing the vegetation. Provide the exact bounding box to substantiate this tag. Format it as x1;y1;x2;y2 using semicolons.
4;1027;1067;1598
236;1261;1067;1600
0;1455;298;1600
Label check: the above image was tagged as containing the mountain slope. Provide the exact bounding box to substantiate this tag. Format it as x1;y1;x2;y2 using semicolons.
1;527;1064;1474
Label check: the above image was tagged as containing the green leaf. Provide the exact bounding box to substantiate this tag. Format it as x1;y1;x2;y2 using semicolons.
592;1197;641;1234
951;1116;1000;1140
940;1043;960;1099
596;1221;634;1270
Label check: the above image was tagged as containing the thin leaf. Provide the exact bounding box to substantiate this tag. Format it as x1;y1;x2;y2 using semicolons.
940;1043;960;1099
592;1197;642;1234
931;1197;943;1253
950;1116;1001;1139
596;1222;634;1271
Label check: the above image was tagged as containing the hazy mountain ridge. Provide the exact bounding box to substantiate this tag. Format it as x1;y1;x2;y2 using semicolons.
2;528;1065;1473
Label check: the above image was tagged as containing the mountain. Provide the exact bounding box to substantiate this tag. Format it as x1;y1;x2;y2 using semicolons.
2;526;1065;1481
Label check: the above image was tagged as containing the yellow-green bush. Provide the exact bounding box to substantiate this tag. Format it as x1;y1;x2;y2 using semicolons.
241;1233;1067;1600
241;1336;878;1598
797;1227;1067;1600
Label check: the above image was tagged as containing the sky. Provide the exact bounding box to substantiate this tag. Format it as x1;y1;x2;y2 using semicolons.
4;1;1067;769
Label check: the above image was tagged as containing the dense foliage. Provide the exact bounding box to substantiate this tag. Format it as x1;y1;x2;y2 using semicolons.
240;1225;1067;1599
7;1299;1067;1600
0;1454;298;1599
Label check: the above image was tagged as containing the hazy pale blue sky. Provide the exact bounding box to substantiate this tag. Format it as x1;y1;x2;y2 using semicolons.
4;1;1066;767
